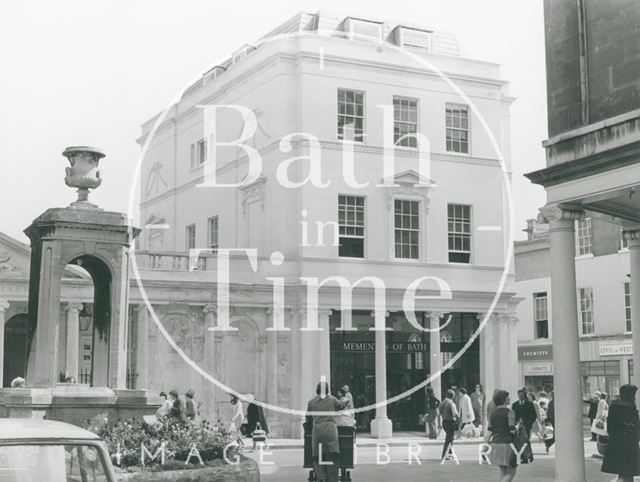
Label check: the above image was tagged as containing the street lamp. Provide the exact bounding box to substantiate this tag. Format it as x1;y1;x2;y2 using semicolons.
79;304;93;331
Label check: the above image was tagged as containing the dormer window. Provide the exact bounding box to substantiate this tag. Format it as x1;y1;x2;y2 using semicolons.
397;27;432;51
231;44;256;64
203;65;227;83
344;17;383;42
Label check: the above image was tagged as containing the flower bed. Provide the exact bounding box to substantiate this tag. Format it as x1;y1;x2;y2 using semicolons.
84;415;255;479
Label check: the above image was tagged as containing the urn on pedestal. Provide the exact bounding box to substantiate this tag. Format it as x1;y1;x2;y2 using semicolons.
63;146;105;207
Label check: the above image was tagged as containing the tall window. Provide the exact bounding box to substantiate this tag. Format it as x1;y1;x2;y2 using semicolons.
625;282;632;333
448;204;471;263
186;224;196;250
534;292;549;339
337;89;365;142
338;195;365;258
446;104;469;153
394;199;420;259
197;139;207;165
393;97;418;148
576;217;592;256
208;216;219;250
579;287;595;335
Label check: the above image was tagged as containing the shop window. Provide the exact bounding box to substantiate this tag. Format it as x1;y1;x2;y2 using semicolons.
580;360;621;399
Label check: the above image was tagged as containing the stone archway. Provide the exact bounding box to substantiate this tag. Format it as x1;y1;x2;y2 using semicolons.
3;314;28;387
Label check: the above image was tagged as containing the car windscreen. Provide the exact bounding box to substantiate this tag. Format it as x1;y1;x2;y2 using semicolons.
0;443;110;482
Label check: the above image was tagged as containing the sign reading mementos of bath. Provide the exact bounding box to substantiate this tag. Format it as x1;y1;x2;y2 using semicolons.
518;345;553;361
342;342;429;353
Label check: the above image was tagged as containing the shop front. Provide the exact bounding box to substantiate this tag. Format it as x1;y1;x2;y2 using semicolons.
580;340;633;398
518;343;554;394
330;310;480;432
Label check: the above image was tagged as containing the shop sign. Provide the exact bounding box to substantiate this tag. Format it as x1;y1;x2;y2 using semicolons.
523;363;553;375
341;342;429;353
599;343;633;357
518;345;553;361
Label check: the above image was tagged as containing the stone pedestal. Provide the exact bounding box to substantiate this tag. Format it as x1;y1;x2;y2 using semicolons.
0;385;160;426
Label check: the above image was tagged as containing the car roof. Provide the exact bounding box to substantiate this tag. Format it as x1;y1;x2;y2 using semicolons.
0;419;100;442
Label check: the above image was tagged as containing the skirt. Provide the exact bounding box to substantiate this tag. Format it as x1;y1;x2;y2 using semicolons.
490;443;513;467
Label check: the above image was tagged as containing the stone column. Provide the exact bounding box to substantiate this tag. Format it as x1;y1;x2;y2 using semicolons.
64;302;83;381
539;205;586;482
427;312;443;400
266;309;279;406
203;303;217;422
135;305;149;389
624;228;640;406
0;300;9;388
318;309;332;386
370;311;392;439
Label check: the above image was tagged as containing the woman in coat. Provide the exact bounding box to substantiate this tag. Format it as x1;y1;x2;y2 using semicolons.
601;384;640;482
484;389;517;482
306;382;345;482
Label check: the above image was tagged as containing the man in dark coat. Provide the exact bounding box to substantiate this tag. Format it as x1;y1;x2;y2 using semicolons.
511;388;537;463
601;384;640;481
584;391;601;441
544;393;555;453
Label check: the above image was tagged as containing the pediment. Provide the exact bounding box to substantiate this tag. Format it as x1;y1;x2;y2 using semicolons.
0;232;30;278
382;169;437;187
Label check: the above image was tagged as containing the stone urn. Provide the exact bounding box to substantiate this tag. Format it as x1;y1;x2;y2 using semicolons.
63;146;105;207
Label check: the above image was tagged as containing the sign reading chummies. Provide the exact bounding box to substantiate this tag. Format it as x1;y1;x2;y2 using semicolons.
518;345;553;361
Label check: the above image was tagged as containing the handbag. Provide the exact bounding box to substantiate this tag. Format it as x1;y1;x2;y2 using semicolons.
240;423;249;436
252;422;267;442
595;419;605;430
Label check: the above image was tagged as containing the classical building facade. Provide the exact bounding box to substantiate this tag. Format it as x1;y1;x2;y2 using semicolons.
515;218;633;398
1;12;519;438
525;1;640;480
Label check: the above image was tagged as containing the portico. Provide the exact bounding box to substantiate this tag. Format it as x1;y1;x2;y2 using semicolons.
526;109;640;481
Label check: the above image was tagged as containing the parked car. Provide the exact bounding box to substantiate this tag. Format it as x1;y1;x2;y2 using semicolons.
0;418;116;481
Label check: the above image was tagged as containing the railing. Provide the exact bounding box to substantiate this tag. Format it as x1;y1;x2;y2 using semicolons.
136;251;209;271
79;369;92;385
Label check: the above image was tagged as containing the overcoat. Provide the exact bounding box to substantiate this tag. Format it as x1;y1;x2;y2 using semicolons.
601;400;640;476
307;394;345;457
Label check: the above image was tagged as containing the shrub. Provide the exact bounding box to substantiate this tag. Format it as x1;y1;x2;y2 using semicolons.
84;414;236;469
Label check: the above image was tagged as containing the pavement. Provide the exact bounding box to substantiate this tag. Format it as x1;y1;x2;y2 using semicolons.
244;436;633;481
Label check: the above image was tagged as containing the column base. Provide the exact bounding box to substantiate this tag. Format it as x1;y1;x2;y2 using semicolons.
370;417;393;439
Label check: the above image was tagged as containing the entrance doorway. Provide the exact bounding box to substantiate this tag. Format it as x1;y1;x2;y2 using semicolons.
3;314;28;387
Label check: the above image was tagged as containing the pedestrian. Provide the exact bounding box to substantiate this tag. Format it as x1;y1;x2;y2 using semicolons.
528;392;544;441
424;387;441;439
511;388;536;463
544;392;555;453
439;389;460;460
484;389;517;482
341;384;354;410
10;377;25;388
156;391;172;418
591;392;609;439
584;391;601;441
336;387;356;428
457;388;475;437
471;384;485;428
168;389;184;420
185;389;199;420
538;391;549;409
306;381;345;482
601;384;640;482
246;394;269;451
229;395;245;448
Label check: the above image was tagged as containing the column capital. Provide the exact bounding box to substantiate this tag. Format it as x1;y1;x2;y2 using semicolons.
0;300;9;313
318;308;333;319
64;302;84;313
369;310;390;318
538;204;584;226
202;303;217;314
426;311;445;321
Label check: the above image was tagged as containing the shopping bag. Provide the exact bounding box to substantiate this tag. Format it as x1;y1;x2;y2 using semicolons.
252;422;267;442
591;417;608;436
